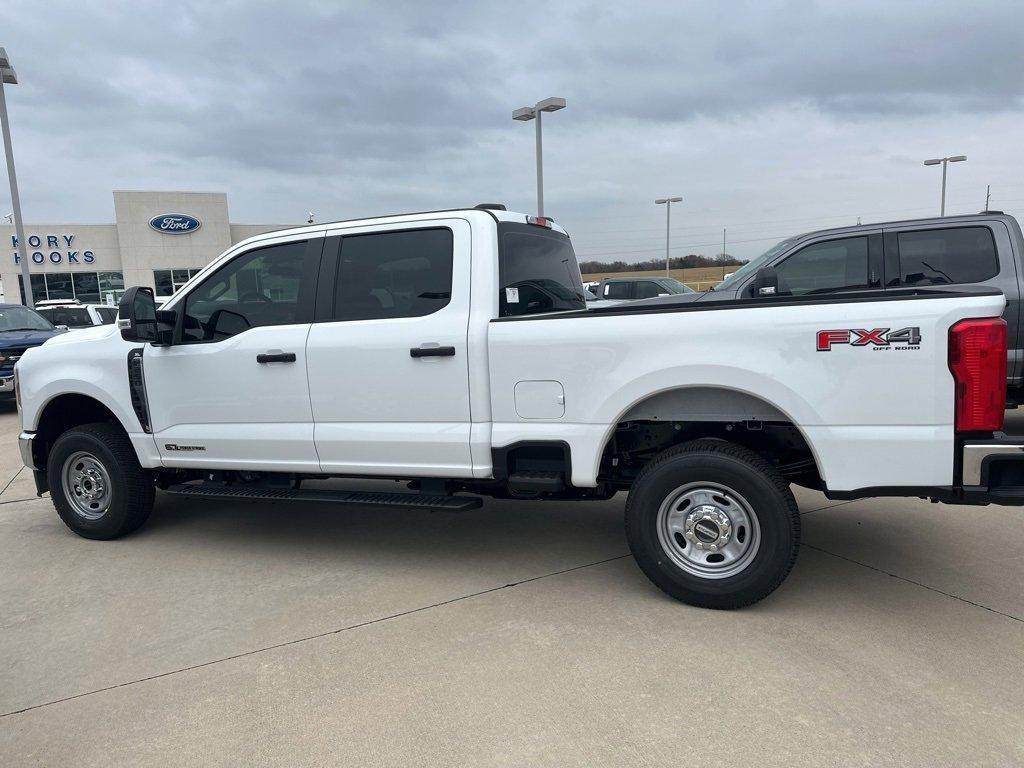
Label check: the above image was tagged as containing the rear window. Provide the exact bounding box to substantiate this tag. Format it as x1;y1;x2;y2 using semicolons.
37;306;93;328
897;227;998;286
498;224;586;317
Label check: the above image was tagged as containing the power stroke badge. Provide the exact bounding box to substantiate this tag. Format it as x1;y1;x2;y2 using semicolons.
816;327;922;352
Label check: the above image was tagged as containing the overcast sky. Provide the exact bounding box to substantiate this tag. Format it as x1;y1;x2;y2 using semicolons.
3;0;1023;261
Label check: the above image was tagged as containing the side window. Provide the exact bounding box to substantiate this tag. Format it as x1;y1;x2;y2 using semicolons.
773;236;868;296
181;240;310;342
634;281;664;299
897;227;998;286
332;228;452;321
604;282;632;299
96;307;117;324
43;307;93;328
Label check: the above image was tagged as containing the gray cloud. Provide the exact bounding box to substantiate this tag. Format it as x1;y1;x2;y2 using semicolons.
2;0;1023;260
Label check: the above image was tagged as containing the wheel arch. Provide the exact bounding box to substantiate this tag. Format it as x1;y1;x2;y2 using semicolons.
592;384;827;489
31;393;131;472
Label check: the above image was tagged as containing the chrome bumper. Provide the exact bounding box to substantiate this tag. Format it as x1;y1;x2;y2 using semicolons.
19;431;37;470
0;376;14;393
962;439;1024;486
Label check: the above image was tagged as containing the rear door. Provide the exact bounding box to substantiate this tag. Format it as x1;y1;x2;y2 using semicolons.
882;222;1018;381
306;219;473;477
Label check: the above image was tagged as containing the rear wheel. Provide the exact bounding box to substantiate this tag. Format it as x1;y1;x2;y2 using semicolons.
625;439;800;609
48;422;155;540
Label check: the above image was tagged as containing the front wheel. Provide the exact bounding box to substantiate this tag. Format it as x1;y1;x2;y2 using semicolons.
625;439;800;609
47;422;155;540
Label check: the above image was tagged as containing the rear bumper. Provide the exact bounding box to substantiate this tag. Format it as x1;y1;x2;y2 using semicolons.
825;435;1024;506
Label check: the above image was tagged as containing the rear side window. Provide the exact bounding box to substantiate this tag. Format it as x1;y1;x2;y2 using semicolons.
332;228;453;322
634;281;664;299
897;227;998;286
499;224;586;317
604;282;631;300
774;236;869;295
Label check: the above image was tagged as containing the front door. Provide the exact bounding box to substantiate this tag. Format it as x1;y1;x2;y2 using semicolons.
144;234;324;472
305;220;473;476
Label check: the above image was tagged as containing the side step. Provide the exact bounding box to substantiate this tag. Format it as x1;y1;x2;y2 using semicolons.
507;471;565;493
165;483;483;511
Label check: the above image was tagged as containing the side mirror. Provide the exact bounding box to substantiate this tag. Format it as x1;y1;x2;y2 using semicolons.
751;266;779;297
117;286;159;343
54;325;69;333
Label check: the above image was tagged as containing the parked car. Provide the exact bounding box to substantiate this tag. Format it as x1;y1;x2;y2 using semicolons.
15;207;1019;609
595;275;694;301
35;301;118;330
646;212;1024;400
0;304;64;399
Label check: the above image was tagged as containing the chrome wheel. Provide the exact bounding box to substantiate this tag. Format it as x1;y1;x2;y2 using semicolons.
656;482;761;579
61;451;113;520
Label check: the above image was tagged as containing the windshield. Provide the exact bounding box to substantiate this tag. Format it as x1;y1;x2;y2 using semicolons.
498;223;586;317
0;305;54;332
660;278;694;293
716;237;799;291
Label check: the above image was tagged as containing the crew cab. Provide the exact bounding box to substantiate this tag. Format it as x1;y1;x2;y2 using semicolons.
13;206;1022;609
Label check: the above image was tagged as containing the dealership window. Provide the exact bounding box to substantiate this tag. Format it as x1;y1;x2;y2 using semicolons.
19;271;124;306
154;268;201;297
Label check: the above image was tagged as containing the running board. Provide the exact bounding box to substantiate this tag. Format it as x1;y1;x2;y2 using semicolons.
165;483;483;510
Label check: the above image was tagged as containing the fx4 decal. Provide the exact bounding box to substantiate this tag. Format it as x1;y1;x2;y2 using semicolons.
817;327;922;352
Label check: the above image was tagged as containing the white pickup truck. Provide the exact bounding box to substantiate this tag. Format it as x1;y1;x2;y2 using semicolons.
14;206;1020;608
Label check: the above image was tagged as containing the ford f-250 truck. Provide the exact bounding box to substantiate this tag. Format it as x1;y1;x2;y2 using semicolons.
13;206;1021;608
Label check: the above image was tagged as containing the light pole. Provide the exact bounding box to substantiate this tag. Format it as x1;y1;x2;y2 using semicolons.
512;97;566;217
0;48;33;306
655;197;682;275
923;155;966;217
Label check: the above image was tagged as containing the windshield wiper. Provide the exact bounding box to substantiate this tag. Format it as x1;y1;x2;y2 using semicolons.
2;327;48;332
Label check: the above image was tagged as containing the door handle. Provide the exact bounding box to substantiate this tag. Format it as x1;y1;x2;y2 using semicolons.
256;352;297;363
410;346;456;358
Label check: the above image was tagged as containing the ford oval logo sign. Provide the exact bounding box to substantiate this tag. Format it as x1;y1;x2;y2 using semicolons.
149;214;202;235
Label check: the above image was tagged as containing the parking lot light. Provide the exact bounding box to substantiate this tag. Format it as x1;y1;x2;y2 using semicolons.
512;97;566;217
924;155;967;217
655;197;682;275
0;47;34;306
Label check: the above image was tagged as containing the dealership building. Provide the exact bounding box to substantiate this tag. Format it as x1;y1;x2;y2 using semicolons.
0;190;292;305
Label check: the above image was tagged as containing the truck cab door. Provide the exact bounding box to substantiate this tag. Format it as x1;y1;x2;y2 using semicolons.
143;234;325;471
306;219;473;477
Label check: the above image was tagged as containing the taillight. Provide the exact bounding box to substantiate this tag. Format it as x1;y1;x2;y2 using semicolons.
526;215;553;228
949;317;1007;432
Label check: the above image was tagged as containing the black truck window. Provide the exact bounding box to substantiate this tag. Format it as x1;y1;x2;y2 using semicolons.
498;223;586;317
897;227;999;286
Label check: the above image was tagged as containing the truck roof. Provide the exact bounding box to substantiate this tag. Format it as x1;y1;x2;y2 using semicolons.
788;211;1019;243
229;207;570;254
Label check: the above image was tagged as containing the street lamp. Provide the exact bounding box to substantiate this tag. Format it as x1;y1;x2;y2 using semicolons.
655;197;682;275
512;97;566;217
0;48;32;307
923;155;967;217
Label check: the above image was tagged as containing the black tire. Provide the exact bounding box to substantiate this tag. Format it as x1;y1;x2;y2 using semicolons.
625;439;800;609
47;422;155;540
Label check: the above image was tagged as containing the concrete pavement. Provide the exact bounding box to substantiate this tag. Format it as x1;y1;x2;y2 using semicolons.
1;403;1022;766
